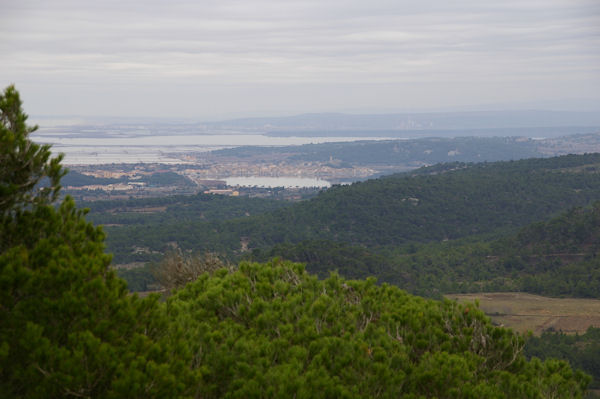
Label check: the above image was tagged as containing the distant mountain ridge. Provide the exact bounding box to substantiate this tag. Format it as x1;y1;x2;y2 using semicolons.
208;110;600;132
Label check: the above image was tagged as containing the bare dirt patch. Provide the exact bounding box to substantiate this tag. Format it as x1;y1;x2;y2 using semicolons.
446;292;600;335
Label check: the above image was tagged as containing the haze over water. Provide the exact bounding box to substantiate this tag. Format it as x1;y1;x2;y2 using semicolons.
33;131;395;165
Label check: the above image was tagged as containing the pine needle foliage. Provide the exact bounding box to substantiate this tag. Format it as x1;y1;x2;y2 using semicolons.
167;259;591;398
153;250;231;293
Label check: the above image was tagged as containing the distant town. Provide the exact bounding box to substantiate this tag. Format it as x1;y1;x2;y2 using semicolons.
60;131;600;202
63;161;334;202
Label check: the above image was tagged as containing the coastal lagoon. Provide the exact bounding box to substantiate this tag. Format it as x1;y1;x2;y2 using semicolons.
33;131;395;165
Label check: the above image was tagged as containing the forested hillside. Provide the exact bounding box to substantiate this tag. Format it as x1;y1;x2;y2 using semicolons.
245;202;600;390
511;203;600;255
526;327;600;390
249;201;600;299
212;136;542;166
62;170;196;188
82;192;291;227
3;85;592;398
102;153;600;267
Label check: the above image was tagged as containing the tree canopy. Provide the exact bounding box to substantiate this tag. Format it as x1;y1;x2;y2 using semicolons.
0;85;191;398
166;259;590;398
0;85;64;224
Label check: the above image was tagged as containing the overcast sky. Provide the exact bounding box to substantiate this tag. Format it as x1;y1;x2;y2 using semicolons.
1;0;599;120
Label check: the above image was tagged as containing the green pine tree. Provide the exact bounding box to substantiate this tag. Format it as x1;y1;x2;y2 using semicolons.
0;85;193;398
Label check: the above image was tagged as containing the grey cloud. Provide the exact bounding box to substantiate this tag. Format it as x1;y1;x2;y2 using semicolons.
1;0;598;117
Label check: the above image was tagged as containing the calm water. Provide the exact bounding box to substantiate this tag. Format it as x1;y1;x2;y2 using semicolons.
32;129;390;187
33;132;394;165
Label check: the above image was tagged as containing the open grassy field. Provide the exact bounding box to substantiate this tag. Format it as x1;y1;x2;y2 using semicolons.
446;292;600;335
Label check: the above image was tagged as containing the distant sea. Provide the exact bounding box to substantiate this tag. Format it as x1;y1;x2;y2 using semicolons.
33;131;394;165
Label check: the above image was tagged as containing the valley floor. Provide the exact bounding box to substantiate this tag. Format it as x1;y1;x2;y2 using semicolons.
448;292;600;335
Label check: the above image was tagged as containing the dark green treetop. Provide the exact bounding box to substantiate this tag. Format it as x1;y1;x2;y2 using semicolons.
0;85;65;220
167;259;591;398
0;85;193;398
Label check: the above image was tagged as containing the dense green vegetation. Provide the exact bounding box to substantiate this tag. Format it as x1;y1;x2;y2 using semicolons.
510;202;600;256
4;85;593;397
141;171;194;187
62;170;196;188
62;170;123;186
526;328;600;390
165;260;590;398
100;153;600;269
1;85;192;397
246;201;600;299
214;136;541;166
82;192;290;227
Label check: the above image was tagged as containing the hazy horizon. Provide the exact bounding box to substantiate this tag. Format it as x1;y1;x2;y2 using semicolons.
29;109;600;131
